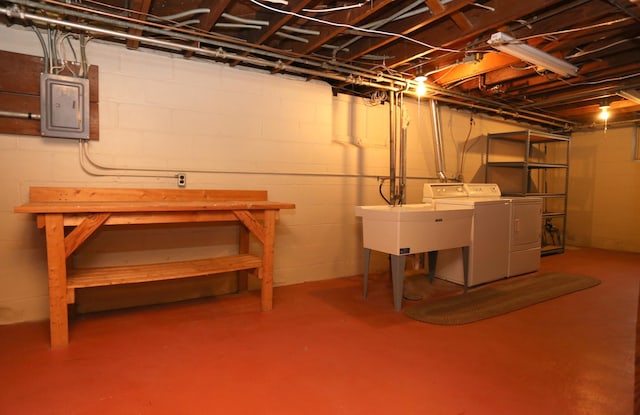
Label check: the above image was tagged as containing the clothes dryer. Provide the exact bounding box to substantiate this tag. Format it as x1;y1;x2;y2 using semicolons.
461;184;542;277
508;196;542;276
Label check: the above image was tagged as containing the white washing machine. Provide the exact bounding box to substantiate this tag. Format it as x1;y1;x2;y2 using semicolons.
423;183;511;287
508;196;542;276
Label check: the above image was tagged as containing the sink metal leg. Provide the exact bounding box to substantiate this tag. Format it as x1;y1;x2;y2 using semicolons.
390;254;406;311
363;248;371;298
427;251;438;283
462;246;470;293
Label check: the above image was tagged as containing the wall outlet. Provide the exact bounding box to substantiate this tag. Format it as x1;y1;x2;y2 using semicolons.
177;173;186;187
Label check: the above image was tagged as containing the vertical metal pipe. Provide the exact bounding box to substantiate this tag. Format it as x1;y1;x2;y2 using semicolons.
389;91;397;205
430;99;447;182
399;104;408;204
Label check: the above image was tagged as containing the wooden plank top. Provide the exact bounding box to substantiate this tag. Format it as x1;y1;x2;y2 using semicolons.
28;187;269;202
14;187;295;214
15;200;295;214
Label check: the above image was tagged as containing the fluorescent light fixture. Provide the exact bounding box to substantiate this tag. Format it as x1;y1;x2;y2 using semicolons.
617;89;640;105
487;32;578;77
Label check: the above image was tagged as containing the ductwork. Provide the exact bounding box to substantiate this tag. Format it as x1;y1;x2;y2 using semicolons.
429;99;447;183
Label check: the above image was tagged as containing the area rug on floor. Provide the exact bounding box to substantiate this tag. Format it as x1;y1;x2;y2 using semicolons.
403;272;601;325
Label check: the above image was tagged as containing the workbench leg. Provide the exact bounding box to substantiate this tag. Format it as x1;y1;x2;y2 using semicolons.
362;248;371;298
261;210;276;311
237;225;250;292
44;214;69;348
390;255;406;312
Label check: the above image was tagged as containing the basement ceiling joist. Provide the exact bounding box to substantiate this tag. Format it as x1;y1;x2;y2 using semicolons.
1;0;639;130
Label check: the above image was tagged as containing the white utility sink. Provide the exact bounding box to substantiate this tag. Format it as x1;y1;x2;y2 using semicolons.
355;204;473;256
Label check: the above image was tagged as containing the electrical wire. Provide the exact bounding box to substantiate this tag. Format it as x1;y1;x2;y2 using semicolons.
302;1;370;13
34;24;90;78
378;179;392;205
566;36;640;59
364;90;388;106
558;71;640;87
516;17;632;42
457;114;475;181
58;33;78;76
249;0;464;54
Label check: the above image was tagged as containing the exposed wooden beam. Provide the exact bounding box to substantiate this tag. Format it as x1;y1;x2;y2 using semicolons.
292;0;396;55
229;0;314;67
339;0;475;64
125;0;152;50
425;0;472;31
271;0;395;74
387;0;573;70
432;51;520;85
183;0;233;58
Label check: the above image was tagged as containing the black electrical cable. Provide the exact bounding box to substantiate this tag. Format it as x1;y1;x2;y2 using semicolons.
379;181;391;205
457;114;475;181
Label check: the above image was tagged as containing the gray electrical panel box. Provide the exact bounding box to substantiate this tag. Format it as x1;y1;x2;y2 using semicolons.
40;73;90;139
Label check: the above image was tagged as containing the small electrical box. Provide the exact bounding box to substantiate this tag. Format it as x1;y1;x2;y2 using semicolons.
40;73;90;139
177;173;186;188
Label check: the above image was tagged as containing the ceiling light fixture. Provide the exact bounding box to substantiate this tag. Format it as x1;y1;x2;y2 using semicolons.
413;63;428;97
598;105;610;121
487;32;579;77
617;89;640;105
599;104;610;133
414;69;428;97
415;77;427;97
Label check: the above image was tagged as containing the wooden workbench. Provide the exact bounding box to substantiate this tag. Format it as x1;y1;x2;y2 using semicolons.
15;187;295;347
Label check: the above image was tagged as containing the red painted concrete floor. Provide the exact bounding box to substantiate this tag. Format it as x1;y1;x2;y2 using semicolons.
1;247;639;415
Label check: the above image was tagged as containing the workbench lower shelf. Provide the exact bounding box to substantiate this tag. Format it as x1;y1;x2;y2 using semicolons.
67;254;262;302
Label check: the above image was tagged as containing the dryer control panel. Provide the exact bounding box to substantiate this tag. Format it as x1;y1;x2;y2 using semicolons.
464;183;502;197
422;183;467;201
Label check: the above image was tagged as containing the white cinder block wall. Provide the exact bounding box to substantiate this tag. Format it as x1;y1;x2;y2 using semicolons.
567;127;640;252
3;25;637;325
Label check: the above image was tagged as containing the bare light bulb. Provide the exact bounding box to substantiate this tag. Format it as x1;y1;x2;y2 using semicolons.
599;105;610;133
598;106;610;120
415;75;427;97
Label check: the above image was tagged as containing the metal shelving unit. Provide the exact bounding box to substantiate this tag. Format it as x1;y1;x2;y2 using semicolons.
485;130;570;256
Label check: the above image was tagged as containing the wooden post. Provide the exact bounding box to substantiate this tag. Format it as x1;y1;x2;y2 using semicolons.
44;214;69;347
261;210;276;311
237;225;250;292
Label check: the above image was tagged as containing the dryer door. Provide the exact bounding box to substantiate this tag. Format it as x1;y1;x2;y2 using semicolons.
511;200;542;249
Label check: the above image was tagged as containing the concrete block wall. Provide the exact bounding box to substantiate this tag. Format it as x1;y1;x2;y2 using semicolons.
567;127;640;252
